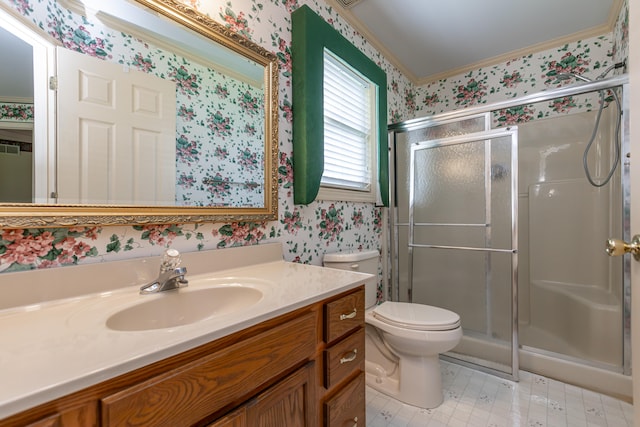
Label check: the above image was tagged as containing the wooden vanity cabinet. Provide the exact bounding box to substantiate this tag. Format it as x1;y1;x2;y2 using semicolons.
2;286;365;427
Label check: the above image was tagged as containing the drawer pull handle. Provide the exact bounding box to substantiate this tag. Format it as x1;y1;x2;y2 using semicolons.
352;416;358;426
340;308;357;320
340;349;358;364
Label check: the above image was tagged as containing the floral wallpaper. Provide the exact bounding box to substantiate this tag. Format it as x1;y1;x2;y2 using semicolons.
410;37;626;129
172;69;265;207
0;102;34;123
0;0;629;307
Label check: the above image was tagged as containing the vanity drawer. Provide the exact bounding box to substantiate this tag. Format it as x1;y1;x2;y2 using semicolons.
324;288;364;344
324;372;365;427
324;327;364;389
101;312;316;427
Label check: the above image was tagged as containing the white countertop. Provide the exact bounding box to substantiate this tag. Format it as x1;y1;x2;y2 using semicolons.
0;243;372;420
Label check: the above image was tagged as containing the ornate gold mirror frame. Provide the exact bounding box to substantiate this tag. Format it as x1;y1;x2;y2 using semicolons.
0;0;278;229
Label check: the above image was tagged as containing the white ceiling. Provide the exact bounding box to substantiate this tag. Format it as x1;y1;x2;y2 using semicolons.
329;0;622;84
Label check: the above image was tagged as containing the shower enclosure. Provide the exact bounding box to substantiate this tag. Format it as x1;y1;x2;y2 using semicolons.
389;75;631;395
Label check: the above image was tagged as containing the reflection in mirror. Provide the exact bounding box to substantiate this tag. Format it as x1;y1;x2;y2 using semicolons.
0;0;278;227
0;26;34;204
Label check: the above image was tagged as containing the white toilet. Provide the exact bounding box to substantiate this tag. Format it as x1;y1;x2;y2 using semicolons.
323;250;462;409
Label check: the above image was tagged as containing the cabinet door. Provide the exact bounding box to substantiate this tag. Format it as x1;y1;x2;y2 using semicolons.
207;407;246;427
25;415;60;427
246;362;316;427
21;404;97;427
324;372;365;427
101;312;316;427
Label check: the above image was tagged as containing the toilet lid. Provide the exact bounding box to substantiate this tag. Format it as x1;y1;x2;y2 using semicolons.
372;302;460;331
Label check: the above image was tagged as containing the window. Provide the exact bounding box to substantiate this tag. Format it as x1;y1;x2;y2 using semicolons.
291;5;388;206
319;49;378;202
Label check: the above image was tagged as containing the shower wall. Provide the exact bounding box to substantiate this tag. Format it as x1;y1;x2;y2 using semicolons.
517;107;623;368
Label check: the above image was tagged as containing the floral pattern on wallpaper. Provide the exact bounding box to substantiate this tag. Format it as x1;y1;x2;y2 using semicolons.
0;0;629;304
0;102;34;122
0;228;99;272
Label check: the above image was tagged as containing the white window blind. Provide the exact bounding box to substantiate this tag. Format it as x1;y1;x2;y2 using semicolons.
322;49;373;192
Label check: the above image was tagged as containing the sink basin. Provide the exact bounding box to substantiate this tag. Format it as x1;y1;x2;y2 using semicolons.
106;286;263;331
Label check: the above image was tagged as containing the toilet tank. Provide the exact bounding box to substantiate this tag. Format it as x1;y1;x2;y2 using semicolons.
323;250;379;309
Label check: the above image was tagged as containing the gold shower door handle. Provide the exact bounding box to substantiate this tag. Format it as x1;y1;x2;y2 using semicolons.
606;235;640;260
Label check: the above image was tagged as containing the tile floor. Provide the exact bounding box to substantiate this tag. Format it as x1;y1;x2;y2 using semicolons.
365;361;634;427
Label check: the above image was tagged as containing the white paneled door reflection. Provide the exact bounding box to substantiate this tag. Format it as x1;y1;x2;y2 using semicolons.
56;47;176;205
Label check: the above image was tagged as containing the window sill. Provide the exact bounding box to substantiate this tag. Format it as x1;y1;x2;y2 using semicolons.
317;186;377;203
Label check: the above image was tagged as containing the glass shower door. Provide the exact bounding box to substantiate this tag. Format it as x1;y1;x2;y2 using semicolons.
407;129;518;379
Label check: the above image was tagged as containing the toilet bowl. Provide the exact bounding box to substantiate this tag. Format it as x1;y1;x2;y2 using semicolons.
323;250;462;409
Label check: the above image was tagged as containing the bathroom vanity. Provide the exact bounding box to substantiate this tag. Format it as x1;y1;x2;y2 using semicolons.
0;243;369;426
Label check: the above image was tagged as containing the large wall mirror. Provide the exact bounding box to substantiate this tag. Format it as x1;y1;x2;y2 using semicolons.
0;0;278;228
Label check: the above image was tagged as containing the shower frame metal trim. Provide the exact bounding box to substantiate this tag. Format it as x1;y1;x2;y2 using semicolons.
621;82;631;376
389;75;628;132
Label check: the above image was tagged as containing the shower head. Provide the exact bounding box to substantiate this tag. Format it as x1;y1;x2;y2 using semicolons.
556;72;592;83
556;60;627;83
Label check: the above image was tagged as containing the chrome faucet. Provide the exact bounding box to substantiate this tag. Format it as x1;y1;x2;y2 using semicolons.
140;249;188;294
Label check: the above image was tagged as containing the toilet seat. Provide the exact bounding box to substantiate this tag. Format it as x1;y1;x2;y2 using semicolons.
372;301;460;331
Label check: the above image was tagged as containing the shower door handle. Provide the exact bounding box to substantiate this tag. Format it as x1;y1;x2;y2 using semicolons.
606;235;640;260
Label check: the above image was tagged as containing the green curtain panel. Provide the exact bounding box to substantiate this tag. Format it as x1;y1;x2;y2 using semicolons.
291;5;388;206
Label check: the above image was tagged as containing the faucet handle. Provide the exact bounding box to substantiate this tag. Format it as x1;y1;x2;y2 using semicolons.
173;266;188;288
160;248;182;272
